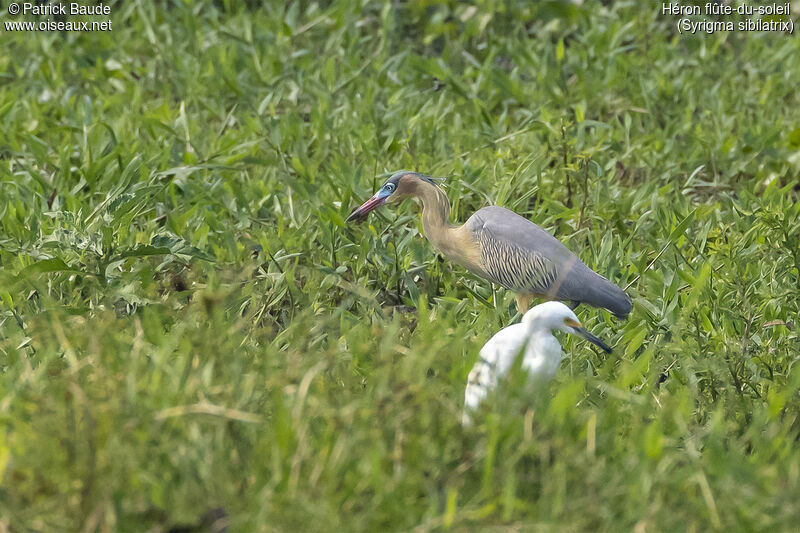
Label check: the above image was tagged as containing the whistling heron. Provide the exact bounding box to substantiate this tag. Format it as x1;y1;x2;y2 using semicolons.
462;301;611;426
346;171;632;318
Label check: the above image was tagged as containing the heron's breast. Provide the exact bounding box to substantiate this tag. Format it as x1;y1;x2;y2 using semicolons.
435;225;486;275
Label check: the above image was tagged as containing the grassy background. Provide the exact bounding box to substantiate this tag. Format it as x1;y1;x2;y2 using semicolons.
1;0;800;531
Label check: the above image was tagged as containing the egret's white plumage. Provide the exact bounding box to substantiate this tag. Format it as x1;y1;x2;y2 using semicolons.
462;301;611;426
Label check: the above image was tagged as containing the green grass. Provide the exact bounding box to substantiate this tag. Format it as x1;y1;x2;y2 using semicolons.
1;0;800;530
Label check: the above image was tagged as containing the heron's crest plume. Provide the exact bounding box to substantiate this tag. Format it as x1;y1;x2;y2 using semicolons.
387;170;446;188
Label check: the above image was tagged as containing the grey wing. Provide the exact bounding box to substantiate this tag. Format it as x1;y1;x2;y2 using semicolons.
466;206;580;298
466;206;633;317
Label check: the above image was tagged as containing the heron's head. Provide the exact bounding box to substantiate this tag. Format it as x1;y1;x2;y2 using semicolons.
346;171;439;223
522;302;612;353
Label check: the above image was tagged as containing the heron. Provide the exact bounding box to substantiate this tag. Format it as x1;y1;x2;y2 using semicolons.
346;171;632;318
462;301;611;426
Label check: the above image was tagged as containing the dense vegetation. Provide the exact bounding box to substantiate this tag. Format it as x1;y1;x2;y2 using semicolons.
1;1;799;531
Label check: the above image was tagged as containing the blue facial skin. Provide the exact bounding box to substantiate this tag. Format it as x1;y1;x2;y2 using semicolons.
377;181;396;199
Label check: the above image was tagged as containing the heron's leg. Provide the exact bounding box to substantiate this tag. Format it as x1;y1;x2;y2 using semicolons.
515;294;534;314
569;300;580;310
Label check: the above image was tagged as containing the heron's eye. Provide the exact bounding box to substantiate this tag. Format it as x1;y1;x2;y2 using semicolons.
384;183;395;192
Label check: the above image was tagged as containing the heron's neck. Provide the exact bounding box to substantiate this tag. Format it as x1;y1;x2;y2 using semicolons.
413;180;484;273
416;182;457;249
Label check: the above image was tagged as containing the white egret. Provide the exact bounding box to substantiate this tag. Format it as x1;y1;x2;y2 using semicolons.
462;301;612;426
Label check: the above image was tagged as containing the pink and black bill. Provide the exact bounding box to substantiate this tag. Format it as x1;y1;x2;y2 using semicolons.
345;187;392;222
346;174;399;222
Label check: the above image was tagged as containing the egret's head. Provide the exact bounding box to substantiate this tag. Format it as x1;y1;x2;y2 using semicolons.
346;171;439;223
522;302;612;353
